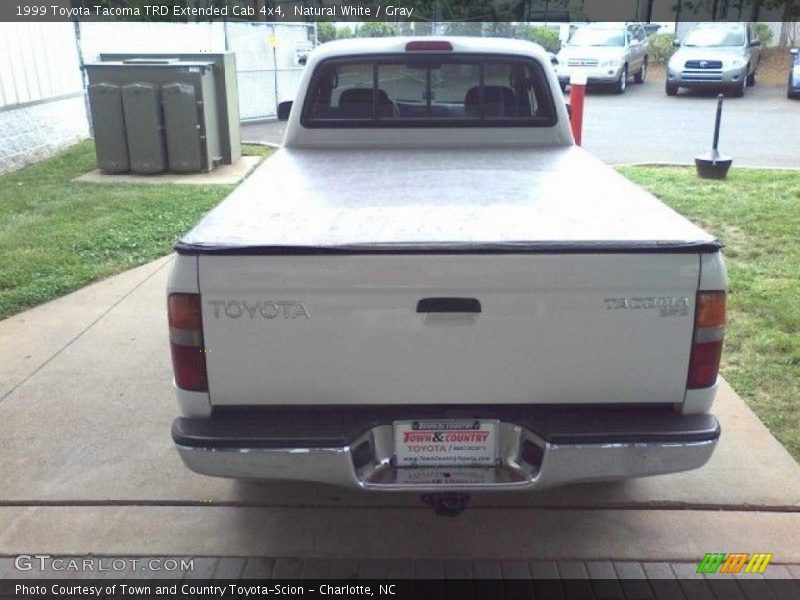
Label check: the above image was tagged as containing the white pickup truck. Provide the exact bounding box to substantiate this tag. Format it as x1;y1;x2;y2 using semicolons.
167;38;726;512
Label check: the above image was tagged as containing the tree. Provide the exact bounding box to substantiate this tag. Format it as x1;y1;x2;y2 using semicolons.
395;22;415;36
778;20;798;47
443;22;484;37
483;22;514;37
354;22;397;37
773;0;800;46
515;25;561;53
317;22;336;44
335;26;355;40
754;22;775;45
674;0;799;21
648;33;677;64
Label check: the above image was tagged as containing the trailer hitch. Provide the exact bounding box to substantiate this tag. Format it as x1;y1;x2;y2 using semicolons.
422;493;470;517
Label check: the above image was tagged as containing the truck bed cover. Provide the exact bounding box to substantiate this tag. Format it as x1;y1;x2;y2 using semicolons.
176;146;720;255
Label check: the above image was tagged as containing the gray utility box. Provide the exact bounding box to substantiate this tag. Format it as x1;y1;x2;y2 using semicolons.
86;82;129;173
99;52;240;166
86;59;222;174
122;81;169;174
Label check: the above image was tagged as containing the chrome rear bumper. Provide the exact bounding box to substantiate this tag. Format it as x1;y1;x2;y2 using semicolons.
173;406;719;492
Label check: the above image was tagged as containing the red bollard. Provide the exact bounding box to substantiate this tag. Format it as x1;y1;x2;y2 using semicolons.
569;73;587;146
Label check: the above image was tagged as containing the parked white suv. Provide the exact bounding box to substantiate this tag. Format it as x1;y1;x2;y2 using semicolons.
556;22;649;93
667;22;761;97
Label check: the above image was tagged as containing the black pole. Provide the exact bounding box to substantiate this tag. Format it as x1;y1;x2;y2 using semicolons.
695;92;732;179
712;94;724;152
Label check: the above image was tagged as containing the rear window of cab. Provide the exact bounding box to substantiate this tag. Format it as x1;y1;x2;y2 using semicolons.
301;53;558;128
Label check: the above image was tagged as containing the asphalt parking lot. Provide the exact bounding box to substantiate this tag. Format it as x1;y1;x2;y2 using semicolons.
581;79;800;168
243;80;800;169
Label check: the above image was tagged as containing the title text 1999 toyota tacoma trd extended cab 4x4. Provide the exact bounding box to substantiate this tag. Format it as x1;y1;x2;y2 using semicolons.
167;38;726;513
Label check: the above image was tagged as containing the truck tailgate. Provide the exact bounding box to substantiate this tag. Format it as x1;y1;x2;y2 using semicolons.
199;253;698;406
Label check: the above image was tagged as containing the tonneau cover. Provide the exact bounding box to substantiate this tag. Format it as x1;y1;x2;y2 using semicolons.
176;146;720;255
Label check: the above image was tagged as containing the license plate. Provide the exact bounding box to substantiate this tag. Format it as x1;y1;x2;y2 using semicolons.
393;419;499;468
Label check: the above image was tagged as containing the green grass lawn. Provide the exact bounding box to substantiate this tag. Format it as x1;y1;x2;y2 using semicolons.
0;140;272;320
620;166;800;462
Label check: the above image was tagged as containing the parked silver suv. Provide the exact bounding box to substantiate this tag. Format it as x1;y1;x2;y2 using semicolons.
556;22;649;94
667;22;761;97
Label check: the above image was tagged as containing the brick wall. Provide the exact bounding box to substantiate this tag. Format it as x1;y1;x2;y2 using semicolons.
0;95;90;174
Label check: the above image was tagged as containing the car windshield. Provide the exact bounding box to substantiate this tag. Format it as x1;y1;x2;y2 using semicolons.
683;27;745;47
568;27;625;47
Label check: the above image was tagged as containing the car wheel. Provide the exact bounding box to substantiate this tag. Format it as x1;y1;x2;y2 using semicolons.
665;82;678;96
634;59;647;84
615;66;627;94
746;68;756;87
729;77;746;97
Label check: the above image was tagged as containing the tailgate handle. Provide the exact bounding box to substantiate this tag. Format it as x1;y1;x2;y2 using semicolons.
417;297;481;314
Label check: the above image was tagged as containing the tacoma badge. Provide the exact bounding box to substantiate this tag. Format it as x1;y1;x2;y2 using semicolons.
604;296;689;317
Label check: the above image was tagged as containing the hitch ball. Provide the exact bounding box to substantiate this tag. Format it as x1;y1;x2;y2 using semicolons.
422;493;470;517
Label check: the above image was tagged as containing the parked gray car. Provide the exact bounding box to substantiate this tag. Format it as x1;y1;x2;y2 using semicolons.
666;22;761;97
789;48;800;99
556;22;649;94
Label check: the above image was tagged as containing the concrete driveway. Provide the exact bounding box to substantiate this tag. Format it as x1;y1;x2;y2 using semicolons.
1;256;799;564
243;82;800;169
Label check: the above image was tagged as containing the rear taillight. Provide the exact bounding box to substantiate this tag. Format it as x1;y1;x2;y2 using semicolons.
168;293;207;392
687;291;726;389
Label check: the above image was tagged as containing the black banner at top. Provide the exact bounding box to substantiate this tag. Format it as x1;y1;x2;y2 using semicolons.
2;0;799;22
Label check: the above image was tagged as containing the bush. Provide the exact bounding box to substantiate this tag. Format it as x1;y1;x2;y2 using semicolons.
317;22;336;44
354;22;396;38
443;22;484;37
515;25;561;53
649;32;677;64
335;26;354;40
754;23;774;46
